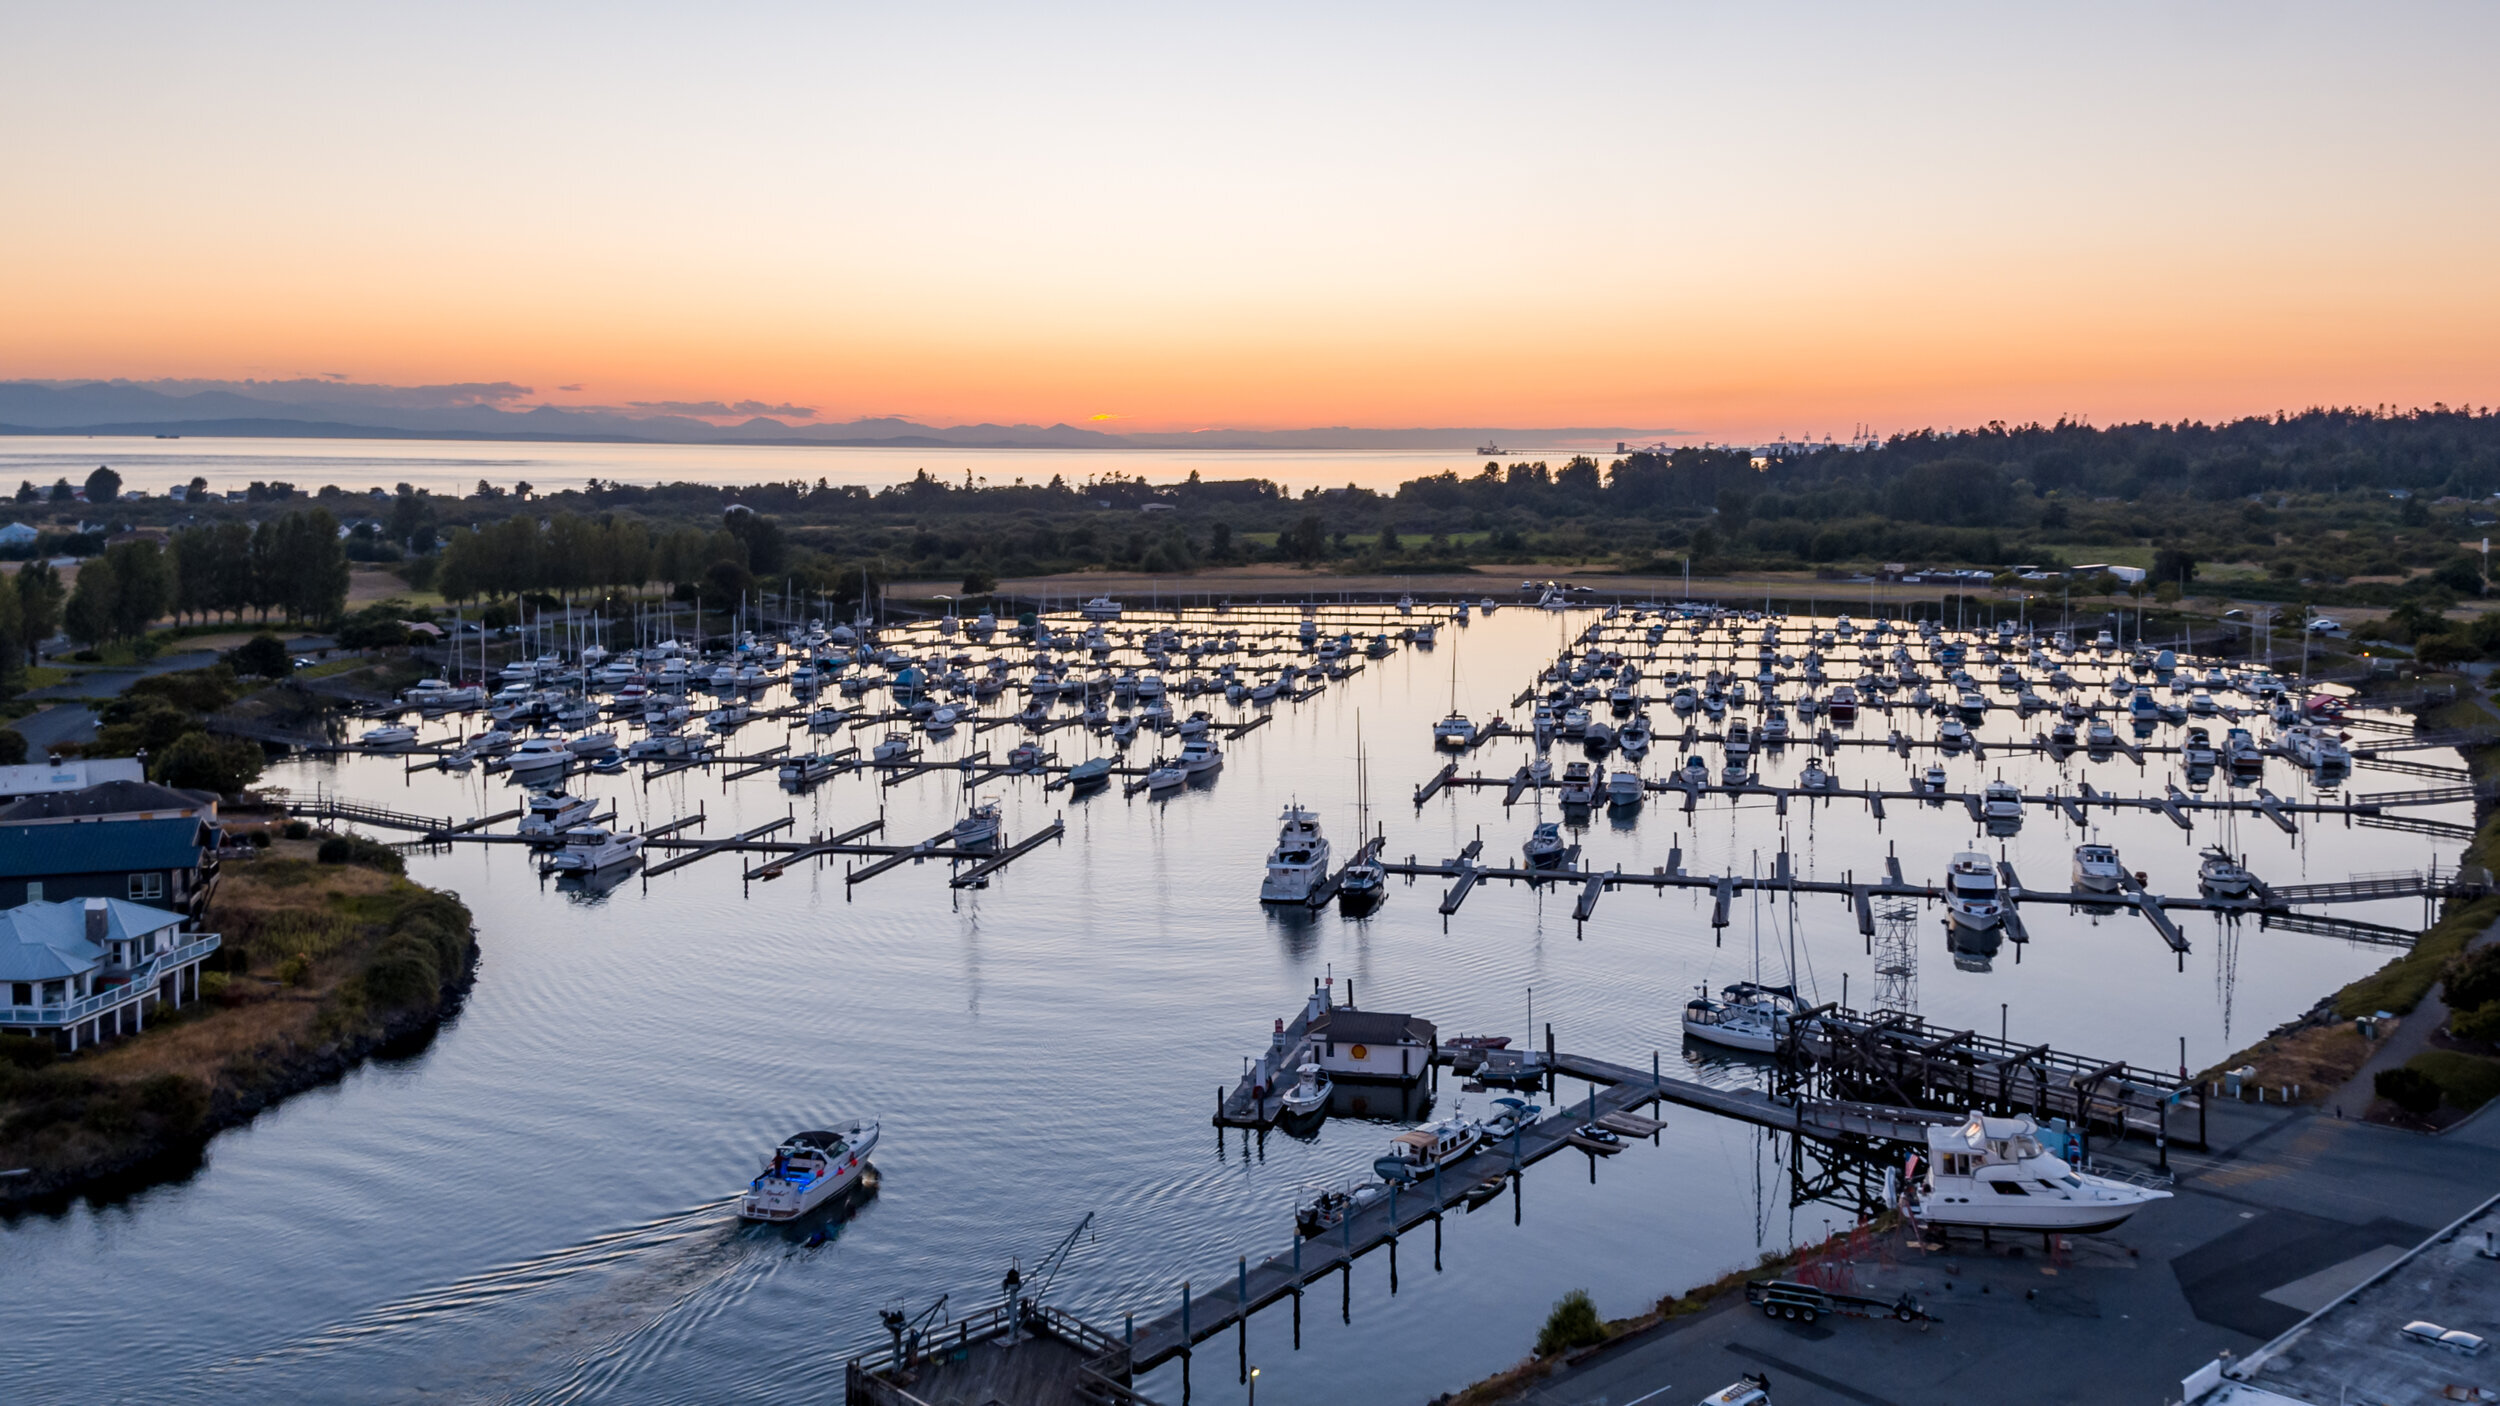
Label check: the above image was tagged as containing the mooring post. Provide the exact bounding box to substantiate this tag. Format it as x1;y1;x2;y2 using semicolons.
1293;1235;1301;1280
1388;1180;1399;1236
1126;1313;1134;1353
1182;1281;1191;1354
1238;1255;1247;1313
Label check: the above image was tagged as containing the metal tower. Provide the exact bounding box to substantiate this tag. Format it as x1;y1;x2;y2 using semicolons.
1872;902;1919;1016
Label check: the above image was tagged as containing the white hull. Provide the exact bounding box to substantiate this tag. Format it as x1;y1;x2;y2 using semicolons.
1261;861;1326;903
740;1124;878;1222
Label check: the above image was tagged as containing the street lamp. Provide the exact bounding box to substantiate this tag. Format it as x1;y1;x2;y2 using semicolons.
1249;1365;1260;1405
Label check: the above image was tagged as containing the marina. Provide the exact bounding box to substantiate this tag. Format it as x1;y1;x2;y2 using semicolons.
6;596;2479;1406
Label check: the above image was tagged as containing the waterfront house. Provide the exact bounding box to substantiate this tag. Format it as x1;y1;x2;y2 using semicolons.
0;788;220;918
0;522;37;551
0;897;220;1052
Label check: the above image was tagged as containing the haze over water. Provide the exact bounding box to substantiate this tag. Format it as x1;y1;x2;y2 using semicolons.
0;604;2449;1403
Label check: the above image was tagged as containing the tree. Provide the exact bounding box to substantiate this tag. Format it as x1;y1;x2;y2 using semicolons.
2430;553;2486;597
2151;546;2199;586
227;633;293;678
62;554;116;646
15;561;63;660
1280;512;1326;565
149;732;264;794
12;481;33;503
1536;1290;1608;1356
186;475;209;501
1377;523;1402;554
102;540;171;638
84;464;122;504
47;478;72;503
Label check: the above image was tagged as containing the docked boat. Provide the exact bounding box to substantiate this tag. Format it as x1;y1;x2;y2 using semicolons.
1295;1184;1384;1236
518;791;596;841
1606;770;1644;809
739;1122;880;1222
540;825;645;874
2071;842;2124;894
1980;778;2023;829
1080;596;1123;621
871;733;914;764
1558;761;1598;806
1279;1062;1333;1120
2197;845;2255;898
1179;734;1222;774
1944;851;2003;932
1682;981;1804;1054
1911;1111;2168;1234
1523;821;1568;867
1797;757;1834;791
1067;756;1113;790
951;800;1003;847
1434;711;1477;749
1259;805;1331;903
360;725;417;748
779;753;837;785
1375;1116;1483;1181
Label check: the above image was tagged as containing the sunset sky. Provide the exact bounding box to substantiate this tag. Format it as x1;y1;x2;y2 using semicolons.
4;2;2495;440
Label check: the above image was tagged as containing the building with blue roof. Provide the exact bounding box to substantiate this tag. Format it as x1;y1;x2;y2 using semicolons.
0;811;218;917
0;897;220;1052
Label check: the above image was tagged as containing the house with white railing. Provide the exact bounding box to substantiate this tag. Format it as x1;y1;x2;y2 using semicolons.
0;897;220;1053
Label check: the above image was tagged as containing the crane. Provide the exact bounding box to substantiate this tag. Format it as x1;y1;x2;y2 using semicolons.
1025;1212;1095;1312
879;1293;949;1368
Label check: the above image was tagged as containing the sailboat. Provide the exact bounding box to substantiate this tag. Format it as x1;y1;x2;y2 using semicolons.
1340;722;1385;908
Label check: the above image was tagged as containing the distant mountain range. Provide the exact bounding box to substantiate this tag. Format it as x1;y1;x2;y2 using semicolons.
0;379;1676;452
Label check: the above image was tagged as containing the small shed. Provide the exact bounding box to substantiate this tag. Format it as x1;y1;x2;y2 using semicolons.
1307;1006;1436;1084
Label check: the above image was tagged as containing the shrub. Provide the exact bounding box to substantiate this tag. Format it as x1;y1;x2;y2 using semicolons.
1;1033;56;1070
277;952;312;987
1536;1289;1608;1357
282;820;310;840
2407;1051;2500;1112
359;934;443;1011
2444;945;2500;1015
315;834;406;874
136;1073;208;1137
0;729;25;767
225;633;293;678
2452;1001;2500;1046
150;731;266;793
2375;1066;2442;1115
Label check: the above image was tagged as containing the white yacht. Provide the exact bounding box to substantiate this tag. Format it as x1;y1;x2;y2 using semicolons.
1606;770;1644;808
1433;712;1477;748
1912;1111;2168;1234
2071;842;2124;894
1682;981;1804;1054
1179;734;1223;774
1259;805;1331;903
1279;1063;1333;1120
1080;596;1123;621
518;791;595;841
1943;851;2003;932
541;825;645;874
1980;778;2023;827
2198;846;2256;898
739;1122;880;1222
360;725;416;748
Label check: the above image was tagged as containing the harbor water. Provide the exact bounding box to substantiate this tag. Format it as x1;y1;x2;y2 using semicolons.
0;605;2451;1404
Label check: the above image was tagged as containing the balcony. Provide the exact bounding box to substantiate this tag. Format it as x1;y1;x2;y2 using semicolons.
1;932;222;1028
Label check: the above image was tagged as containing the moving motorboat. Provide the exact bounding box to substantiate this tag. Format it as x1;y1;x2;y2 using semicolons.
1259;804;1331;903
1911;1111;2168;1234
739;1122;880;1221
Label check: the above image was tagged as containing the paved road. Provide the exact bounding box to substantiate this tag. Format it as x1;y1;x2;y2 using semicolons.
10;704;97;754
2330;912;2500;1118
21;649;221;700
1482;1102;2500;1406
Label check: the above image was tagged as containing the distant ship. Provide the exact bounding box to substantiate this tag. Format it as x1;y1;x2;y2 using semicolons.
1476;443;1504;456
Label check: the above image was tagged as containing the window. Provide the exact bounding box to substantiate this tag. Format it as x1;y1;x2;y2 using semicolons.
129;872;165;901
1987;1180;2030;1196
9;982;27;1006
25;881;40;901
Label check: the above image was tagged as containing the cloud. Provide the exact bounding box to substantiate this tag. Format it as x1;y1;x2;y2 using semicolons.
625;398;818;419
557;383;584;392
23;376;537;410
1090;412;1123;421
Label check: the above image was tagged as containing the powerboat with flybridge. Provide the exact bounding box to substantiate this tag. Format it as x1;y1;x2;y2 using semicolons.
2071;842;2124;894
540;825;645;874
739;1122;879;1221
1910;1111;2168;1234
1943;851;2002;933
1259;804;1331;903
519;791;595;841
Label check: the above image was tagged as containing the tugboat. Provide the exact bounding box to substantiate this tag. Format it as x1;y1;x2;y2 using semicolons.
739;1122;880;1221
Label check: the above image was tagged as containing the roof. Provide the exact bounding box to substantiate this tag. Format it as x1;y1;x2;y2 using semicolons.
0;816;211;880
0;780;215;824
1310;1008;1437;1046
0;897;187;982
0;758;145;801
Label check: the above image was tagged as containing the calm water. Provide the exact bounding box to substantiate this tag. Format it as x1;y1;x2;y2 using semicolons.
0;435;1506;499
0;608;2451;1405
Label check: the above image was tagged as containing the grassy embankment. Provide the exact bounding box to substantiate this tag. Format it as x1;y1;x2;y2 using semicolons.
2207;688;2500;1116
0;838;475;1203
